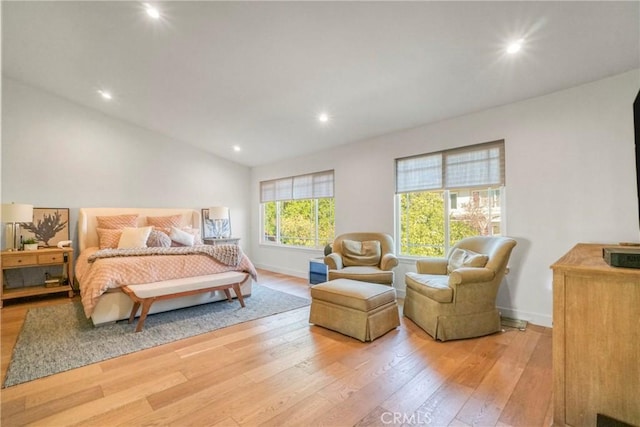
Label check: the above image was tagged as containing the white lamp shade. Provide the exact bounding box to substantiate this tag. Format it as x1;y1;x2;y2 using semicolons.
1;203;34;223
208;206;229;220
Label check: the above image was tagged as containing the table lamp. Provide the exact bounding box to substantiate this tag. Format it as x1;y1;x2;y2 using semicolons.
208;206;229;239
1;203;34;251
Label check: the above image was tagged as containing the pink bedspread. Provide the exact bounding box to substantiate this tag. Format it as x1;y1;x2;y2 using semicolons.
76;246;258;317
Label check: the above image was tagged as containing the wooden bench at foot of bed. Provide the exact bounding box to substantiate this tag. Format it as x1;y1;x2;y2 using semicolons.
122;271;249;332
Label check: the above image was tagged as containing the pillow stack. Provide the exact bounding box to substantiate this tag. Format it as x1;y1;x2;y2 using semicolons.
95;213;203;249
96;214;139;249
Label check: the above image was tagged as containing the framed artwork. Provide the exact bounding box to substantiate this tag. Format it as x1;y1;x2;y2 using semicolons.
201;209;231;239
19;208;70;248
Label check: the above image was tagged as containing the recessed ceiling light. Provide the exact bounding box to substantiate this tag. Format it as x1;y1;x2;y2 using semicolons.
506;39;524;54
97;90;112;100
144;3;160;19
233;145;241;152
318;113;329;123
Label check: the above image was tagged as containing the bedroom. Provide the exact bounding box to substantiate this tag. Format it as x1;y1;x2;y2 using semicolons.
2;1;639;426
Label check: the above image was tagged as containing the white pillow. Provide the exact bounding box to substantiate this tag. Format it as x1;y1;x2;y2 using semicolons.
180;226;203;245
170;226;195;246
118;226;153;249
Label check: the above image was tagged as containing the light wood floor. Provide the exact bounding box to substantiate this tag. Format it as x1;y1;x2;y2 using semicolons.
1;269;553;426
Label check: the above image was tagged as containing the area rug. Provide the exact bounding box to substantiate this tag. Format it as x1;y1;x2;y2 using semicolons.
3;285;310;387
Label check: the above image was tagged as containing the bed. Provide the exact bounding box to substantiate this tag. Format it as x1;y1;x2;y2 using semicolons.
76;207;256;326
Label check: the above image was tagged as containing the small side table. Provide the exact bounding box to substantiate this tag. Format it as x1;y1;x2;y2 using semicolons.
309;257;328;285
203;237;240;246
1;247;74;307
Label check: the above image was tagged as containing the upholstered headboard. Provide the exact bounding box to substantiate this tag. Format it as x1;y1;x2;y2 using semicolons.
78;207;201;253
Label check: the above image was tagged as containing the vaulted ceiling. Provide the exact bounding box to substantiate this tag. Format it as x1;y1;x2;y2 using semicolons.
3;1;639;166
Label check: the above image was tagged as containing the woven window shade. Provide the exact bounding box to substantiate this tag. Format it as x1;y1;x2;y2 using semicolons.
396;140;505;193
261;170;334;202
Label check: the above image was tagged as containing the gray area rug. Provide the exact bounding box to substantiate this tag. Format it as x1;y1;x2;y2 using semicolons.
3;285;310;387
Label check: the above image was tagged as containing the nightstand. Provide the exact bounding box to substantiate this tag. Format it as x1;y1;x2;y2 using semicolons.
203;237;240;246
309;257;328;285
1;247;74;307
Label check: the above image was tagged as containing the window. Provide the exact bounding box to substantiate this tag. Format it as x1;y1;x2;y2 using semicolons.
260;170;335;248
396;141;505;257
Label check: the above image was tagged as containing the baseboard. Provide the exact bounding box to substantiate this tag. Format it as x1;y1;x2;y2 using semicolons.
497;306;552;328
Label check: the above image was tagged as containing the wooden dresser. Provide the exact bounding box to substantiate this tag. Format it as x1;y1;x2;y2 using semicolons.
551;243;639;426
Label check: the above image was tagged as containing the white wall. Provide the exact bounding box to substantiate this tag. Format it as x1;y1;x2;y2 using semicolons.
1;78;251;252
251;69;640;327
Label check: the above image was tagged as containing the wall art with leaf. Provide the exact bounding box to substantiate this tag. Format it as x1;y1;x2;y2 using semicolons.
19;208;69;248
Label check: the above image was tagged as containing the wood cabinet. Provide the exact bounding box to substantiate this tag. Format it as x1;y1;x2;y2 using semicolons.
551;243;640;426
1;248;74;307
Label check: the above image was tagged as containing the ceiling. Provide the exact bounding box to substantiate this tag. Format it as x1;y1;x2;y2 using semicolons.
3;1;639;167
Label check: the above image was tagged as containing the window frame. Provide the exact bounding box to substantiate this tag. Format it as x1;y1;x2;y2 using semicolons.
260;170;335;249
395;140;506;258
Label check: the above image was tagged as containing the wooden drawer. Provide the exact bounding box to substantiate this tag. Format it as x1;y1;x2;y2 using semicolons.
2;254;38;267
38;253;66;264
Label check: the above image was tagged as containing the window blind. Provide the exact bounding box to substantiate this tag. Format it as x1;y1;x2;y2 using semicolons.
261;170;334;202
396;140;505;193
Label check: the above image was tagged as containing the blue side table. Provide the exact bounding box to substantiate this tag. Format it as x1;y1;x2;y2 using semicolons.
309;257;328;285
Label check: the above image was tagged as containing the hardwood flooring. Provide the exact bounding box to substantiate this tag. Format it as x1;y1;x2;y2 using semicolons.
1;269;553;426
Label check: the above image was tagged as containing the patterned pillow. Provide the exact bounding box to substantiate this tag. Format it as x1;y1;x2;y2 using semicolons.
146;229;171;247
96;214;139;229
152;226;171;236
96;228;122;249
146;214;183;229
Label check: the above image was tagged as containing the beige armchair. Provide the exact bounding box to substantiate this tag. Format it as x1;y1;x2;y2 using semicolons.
403;236;517;341
324;232;398;285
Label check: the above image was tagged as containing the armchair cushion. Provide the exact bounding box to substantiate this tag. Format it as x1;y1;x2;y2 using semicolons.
342;240;381;267
447;248;489;273
405;273;453;303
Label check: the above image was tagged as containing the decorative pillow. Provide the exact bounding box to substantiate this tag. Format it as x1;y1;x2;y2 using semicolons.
146;229;172;248
118;226;153;249
152;226;171;236
181;226;203;245
96;228;122;249
96;214;139;229
170;226;195;247
342;239;382;267
447;248;489;273
146;214;183;229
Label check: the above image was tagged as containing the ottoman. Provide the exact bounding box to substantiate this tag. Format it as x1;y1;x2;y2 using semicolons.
309;278;400;342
